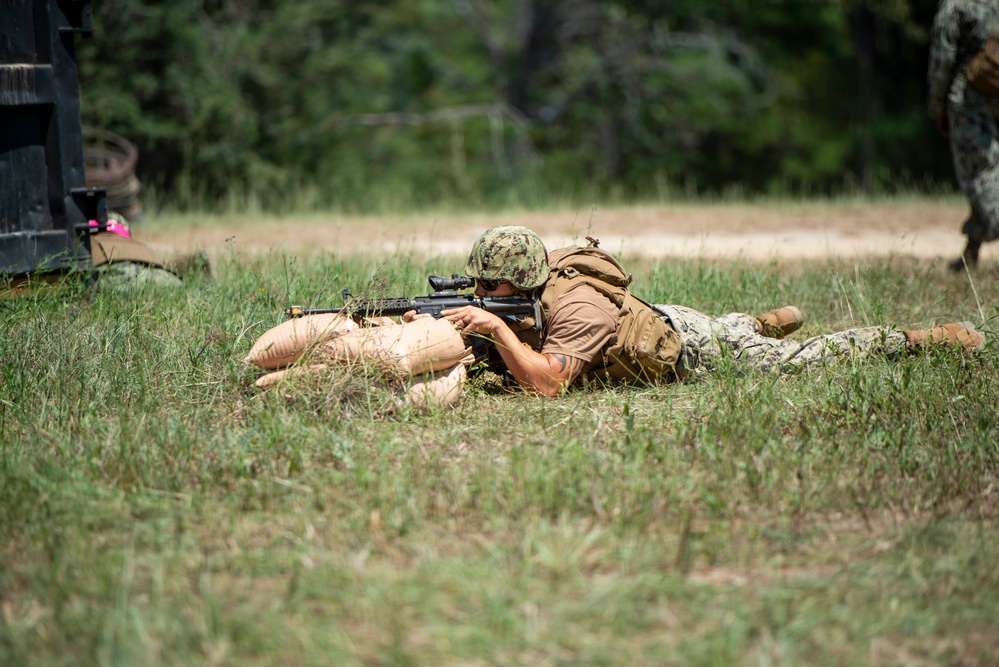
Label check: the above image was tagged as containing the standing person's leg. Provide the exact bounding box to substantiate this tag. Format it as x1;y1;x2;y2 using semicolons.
947;99;999;271
951;210;983;271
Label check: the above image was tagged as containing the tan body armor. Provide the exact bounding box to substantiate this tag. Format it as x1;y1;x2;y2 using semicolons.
514;238;685;384
89;232;164;268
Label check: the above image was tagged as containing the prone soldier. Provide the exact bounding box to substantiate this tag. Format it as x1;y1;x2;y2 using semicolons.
421;226;986;397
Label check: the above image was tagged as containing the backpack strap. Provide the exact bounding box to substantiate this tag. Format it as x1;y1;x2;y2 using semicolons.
541;237;633;316
531;237;683;384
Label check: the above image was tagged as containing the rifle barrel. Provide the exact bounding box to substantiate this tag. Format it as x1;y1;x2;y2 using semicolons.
285;293;541;329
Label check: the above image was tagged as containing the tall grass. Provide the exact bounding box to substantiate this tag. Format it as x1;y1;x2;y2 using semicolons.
1;250;997;666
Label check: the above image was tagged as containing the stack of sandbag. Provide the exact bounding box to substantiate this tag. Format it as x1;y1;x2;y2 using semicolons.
245;314;473;409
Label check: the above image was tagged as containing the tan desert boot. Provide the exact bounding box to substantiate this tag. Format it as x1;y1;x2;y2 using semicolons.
754;306;804;338
903;321;985;352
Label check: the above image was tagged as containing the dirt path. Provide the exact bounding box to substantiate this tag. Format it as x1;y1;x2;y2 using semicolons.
140;199;980;263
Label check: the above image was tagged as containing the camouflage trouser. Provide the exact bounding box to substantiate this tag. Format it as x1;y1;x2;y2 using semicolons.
653;305;908;374
950;94;999;242
98;262;183;289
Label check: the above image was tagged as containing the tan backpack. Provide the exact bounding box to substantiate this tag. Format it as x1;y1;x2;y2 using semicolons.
539;238;685;384
966;31;999;97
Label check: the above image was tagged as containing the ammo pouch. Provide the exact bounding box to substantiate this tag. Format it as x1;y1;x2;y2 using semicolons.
601;293;685;384
966;32;999;97
541;238;684;385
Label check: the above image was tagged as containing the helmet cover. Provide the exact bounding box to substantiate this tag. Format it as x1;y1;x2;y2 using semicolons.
88;212;132;238
464;226;549;290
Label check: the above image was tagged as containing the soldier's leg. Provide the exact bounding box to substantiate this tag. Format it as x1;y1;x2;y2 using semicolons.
703;315;907;373
654;305;804;373
779;322;984;367
656;304;910;373
776;327;909;370
652;305;723;372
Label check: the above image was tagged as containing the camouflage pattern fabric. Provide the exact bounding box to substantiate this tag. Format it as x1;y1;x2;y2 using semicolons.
653;305;908;375
464;226;550;290
929;0;999;242
98;262;183;289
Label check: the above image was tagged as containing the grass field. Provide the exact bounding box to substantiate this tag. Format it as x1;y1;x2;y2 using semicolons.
2;208;998;666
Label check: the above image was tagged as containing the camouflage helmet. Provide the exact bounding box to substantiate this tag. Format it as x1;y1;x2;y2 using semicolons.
464;226;550;290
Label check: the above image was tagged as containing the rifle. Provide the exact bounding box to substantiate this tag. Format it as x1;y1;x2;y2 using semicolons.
285;274;543;332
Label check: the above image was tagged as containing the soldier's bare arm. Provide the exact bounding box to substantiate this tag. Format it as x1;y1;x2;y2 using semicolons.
441;305;582;397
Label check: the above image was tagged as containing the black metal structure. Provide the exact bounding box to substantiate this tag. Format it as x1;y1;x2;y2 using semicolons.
1;0;105;276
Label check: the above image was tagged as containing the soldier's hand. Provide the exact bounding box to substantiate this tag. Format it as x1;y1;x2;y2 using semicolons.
440;305;504;336
401;310;433;323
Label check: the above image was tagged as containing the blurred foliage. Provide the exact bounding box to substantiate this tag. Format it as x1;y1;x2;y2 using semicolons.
76;0;955;210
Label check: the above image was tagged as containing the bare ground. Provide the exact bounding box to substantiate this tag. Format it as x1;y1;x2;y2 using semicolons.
140;199;981;264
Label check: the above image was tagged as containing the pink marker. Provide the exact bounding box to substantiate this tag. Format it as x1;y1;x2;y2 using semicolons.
88;217;131;238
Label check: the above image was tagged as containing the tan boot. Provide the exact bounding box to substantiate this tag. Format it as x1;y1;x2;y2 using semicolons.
903;321;985;351
754;306;804;338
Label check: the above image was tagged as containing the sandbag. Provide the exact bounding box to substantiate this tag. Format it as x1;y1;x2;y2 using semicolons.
253;363;330;389
90;231;161;267
253;360;466;409
319;317;470;377
245;313;358;370
402;363;467;408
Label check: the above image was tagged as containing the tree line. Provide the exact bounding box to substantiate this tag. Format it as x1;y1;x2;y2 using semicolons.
76;0;955;211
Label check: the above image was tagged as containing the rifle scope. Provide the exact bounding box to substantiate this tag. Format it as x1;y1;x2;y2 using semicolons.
428;274;475;291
